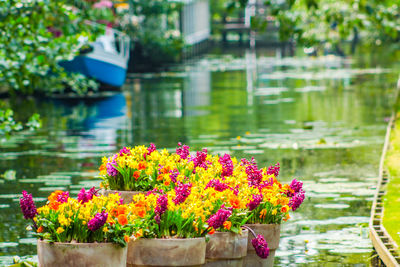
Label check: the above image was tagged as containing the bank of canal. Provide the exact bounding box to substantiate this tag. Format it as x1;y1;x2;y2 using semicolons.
1;45;400;265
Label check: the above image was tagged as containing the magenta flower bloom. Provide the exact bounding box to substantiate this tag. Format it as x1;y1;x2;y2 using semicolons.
192;149;208;171
289;189;305;211
173;182;192;205
246;164;263;187
57;191;69;203
176;142;190;159
154;194;168;224
219;154;233;178
106;155;118;176
119;147;131;156
290;179;303;193
205;179;230;192
247;194;263;211
146;188;164;196
252;234;270;259
207;208;232;230
88;211;108;231
169;169;179;183
93;0;113;9
77;187;97;204
144;143;156;159
20;191;37;220
267;162;280;177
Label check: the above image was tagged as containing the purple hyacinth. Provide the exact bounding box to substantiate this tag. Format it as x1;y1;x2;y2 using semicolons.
247;194;263;211
246;164;263;187
251;234;270;259
154;194;168;224
267;162;280;177
207;208;232;230
77;187;98;204
290;178;303;193
119;147;131;156
219;154;233;178
106;155;118;176
169;169;179;183
173;182;192;205
176;142;190;160
88;211;108;231
289;189;305;211
20;191;37;220
205;179;230;192
57;191;69;203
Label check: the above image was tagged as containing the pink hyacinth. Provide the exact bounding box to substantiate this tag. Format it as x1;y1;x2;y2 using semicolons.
247;194;263;211
207;208;232;230
176;142;190;160
290;178;303;193
267;162;280;177
192;149;208;171
88;211;108;231
173;182;192;205
57;191;69;203
77;187;97;204
20;191;37;220
246;164;263;187
251;234;270;259
154;194;168;224
169;169;179;183
119;147;131;156
219;154;233;178
144;143;156;159
205;179;230;192
289;189;305;211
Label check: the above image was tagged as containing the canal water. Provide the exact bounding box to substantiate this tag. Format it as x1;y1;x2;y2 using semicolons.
1;45;400;266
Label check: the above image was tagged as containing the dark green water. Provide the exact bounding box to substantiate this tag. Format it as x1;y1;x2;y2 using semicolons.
1;45;400;266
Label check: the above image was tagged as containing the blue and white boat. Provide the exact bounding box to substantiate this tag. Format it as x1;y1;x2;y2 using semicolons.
61;25;130;88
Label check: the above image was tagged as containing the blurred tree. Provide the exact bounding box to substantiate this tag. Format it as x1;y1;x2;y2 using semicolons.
0;0;114;96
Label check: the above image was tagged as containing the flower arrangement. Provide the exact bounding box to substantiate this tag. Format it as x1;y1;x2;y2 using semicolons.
98;143;306;259
20;188;134;247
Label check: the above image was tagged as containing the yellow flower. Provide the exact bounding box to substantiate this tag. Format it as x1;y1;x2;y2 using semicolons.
56;227;64;234
103;227;109;233
272;209;277;215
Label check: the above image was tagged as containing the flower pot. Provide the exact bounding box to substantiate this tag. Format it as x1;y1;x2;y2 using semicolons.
100;189;144;204
127;237;206;267
37;239;127;267
244;224;281;267
205;229;248;267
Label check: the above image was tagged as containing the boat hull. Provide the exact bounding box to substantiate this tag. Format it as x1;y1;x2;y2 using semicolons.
60;56;127;87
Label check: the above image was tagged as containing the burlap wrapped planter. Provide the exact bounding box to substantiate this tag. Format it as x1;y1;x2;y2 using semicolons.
37;239;127;267
205;229;248;267
100;189;144;204
127;237;206;267
244;224;281;267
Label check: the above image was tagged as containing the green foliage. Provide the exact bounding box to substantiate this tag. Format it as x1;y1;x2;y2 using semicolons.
117;0;184;66
0;0;113;95
233;0;400;47
0;108;41;138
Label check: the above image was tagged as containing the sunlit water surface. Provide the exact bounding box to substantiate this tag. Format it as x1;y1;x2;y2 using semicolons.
1;45;400;266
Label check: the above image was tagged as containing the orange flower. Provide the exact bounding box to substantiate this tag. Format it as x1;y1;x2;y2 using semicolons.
117;206;128;216
229;196;240;209
37;226;44;233
138;161;147;170
111;208;118;217
259;209;267;220
124;235;130;243
135;206;146;218
223;221;232;230
48;190;63;202
133;171;141;180
99;164;106;172
164;180;170;186
135;229;143;238
208;228;215;235
48;201;60;211
283;213;290;222
118;214;128;226
157;174;164;181
281;205;289;213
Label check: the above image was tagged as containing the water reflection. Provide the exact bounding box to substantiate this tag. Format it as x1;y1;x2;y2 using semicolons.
1;45;399;265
